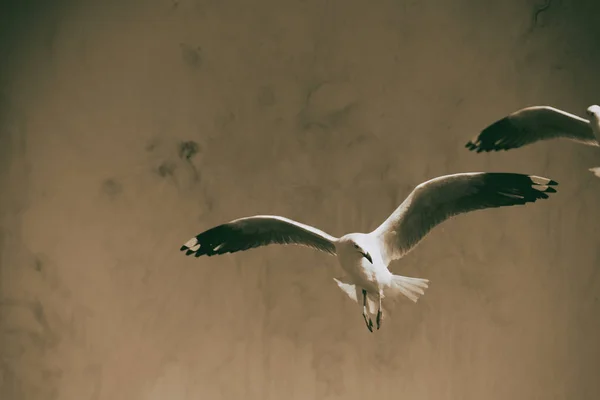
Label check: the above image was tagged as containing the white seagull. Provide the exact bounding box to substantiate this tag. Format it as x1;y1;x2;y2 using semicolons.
465;105;600;176
180;172;558;332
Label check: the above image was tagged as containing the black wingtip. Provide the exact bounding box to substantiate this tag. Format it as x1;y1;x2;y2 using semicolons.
488;173;560;204
464;140;494;153
529;177;559;199
529;175;559;187
465;141;479;152
466;117;516;153
180;236;201;256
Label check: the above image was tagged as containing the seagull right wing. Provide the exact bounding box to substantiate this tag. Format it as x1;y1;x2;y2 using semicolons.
465;106;599;152
180;215;339;257
370;172;558;265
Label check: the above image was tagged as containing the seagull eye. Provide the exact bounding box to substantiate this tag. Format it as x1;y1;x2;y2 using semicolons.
353;243;359;249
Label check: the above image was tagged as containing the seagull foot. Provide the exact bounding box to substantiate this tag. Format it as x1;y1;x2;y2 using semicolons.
363;314;374;333
376;310;382;330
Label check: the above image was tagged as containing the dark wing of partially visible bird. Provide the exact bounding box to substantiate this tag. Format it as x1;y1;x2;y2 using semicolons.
465;106;599;152
180;215;338;257
370;172;558;265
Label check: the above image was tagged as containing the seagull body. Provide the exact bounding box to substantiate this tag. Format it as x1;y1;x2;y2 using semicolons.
465;105;600;176
180;172;558;332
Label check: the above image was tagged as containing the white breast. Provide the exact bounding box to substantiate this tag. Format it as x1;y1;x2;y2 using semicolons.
591;117;600;142
338;257;392;292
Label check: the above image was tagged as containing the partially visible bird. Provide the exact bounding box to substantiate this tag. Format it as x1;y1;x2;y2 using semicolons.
180;172;558;332
465;105;600;176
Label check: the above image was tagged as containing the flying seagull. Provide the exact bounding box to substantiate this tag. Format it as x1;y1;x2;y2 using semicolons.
180;172;558;332
465;105;600;176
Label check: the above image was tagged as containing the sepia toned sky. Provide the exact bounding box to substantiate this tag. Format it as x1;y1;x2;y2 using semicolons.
1;0;600;399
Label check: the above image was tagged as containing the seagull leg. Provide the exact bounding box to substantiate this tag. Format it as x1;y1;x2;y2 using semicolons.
376;291;384;330
362;289;373;332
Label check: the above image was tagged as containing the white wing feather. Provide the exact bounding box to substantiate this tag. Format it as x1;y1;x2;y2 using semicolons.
370;173;558;265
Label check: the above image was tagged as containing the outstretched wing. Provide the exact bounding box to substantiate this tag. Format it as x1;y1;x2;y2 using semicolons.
465;106;599;152
180;215;338;257
370;173;558;265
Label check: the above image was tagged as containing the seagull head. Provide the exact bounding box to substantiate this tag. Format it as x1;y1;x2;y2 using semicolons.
586;104;600;118
339;234;373;264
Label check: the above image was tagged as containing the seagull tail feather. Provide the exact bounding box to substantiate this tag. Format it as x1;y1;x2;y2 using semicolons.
387;274;430;303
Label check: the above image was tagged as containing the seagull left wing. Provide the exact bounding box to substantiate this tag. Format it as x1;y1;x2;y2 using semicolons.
180;215;339;257
370;173;558;265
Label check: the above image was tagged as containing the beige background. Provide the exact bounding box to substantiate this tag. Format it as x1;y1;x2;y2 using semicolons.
2;0;600;399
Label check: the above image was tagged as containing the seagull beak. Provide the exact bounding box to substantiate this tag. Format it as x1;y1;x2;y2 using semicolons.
362;252;373;264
